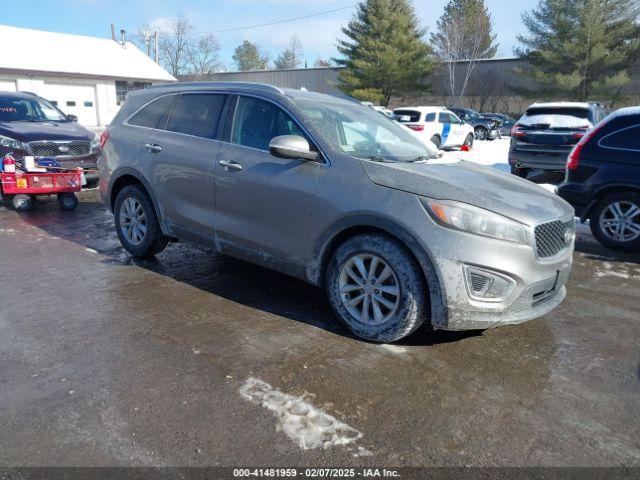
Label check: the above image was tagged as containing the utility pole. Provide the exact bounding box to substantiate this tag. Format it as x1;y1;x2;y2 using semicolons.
110;24;116;42
154;31;159;63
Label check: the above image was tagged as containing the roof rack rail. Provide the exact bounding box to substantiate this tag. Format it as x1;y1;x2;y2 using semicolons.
147;81;285;95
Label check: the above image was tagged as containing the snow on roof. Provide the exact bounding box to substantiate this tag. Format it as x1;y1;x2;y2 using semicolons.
528;102;598;109
0;24;175;82
393;106;449;112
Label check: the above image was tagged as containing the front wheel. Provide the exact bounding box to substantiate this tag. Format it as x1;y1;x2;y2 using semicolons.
474;126;487;141
589;192;640;250
326;233;429;343
114;184;168;257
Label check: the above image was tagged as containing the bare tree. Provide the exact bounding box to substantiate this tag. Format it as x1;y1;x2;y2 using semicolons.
136;16;223;77
435;15;496;105
187;34;223;76
157;16;193;77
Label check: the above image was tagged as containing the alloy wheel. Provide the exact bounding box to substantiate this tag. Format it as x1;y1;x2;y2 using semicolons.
599;200;640;243
338;253;400;325
119;197;147;245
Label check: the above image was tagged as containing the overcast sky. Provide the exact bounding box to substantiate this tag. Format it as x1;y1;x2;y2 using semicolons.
2;0;539;69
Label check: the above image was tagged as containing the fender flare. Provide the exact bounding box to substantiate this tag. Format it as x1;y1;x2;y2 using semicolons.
108;167;169;235
307;215;448;328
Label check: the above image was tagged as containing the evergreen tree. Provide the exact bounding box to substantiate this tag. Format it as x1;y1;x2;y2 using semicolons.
232;40;269;71
274;35;303;69
335;0;436;105
431;0;498;61
517;0;640;101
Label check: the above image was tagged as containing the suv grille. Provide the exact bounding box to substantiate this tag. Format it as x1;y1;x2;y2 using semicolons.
29;141;91;157
535;220;575;258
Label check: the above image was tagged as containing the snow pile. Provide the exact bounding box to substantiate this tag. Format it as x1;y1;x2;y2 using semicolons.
240;377;363;450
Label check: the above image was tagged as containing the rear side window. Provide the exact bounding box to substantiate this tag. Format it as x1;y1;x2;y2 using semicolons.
166;94;226;139
394;110;421;123
128;95;177;129
600;124;640;152
231;96;304;151
425;112;436;122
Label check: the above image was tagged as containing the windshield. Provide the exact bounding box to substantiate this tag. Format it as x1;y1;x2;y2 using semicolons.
0;96;68;122
295;99;435;162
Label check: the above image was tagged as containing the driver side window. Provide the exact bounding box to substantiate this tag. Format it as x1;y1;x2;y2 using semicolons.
232;96;304;151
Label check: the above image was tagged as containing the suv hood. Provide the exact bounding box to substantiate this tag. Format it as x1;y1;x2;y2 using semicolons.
0;121;94;142
361;158;573;226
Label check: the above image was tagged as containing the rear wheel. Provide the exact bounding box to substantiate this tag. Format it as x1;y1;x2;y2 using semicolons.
589;192;640;250
474;126;488;140
430;135;441;149
57;192;78;211
12;194;33;212
326;233;428;343
114;184;168;257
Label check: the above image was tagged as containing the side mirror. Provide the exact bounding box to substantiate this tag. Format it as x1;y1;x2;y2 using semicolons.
67;114;78;122
269;135;318;161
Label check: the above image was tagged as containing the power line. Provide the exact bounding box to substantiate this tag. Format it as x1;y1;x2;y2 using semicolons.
185;4;358;35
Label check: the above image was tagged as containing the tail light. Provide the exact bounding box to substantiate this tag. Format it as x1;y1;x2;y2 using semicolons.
567;126;601;170
407;124;424;132
99;130;110;149
511;124;526;137
572;126;590;140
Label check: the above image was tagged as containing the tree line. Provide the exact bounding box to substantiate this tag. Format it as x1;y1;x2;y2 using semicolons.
138;0;640;106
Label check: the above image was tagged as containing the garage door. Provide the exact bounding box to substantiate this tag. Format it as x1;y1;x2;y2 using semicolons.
0;80;17;92
40;83;97;127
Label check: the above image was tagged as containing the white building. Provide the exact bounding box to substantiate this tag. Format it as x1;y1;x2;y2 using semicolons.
0;25;175;127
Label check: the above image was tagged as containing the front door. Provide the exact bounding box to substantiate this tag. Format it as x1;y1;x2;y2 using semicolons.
214;96;320;275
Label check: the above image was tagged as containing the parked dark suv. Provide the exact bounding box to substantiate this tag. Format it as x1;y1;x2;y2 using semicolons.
0;91;99;183
509;102;609;183
558;106;640;250
448;107;499;140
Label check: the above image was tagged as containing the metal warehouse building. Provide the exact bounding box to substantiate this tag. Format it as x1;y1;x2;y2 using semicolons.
0;25;175;127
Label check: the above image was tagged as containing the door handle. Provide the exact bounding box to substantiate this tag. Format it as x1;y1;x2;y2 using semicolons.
219;160;243;171
145;143;162;153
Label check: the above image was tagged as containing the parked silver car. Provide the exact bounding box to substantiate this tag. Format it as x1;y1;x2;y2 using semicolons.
99;83;575;342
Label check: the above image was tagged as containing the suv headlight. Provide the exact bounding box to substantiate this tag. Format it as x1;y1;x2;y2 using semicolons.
0;135;28;152
424;199;528;244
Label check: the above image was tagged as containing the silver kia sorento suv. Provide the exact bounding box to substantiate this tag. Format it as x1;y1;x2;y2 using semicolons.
99;83;575;342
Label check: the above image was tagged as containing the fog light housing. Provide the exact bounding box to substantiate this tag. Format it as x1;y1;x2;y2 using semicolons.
464;266;516;302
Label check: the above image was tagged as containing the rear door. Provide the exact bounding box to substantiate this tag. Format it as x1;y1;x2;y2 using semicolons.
213;95;321;276
140;92;227;243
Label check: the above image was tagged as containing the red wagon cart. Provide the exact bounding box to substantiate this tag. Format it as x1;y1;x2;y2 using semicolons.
1;155;82;211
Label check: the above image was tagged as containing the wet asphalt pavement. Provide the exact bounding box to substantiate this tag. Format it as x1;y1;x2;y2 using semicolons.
0;189;639;467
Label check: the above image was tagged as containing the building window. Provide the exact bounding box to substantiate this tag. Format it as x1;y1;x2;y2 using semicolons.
66;101;76;107
116;80;151;106
51;101;58;106
84;101;93;107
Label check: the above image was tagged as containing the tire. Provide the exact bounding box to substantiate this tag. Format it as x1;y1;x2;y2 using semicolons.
464;133;474;148
430;135;441;149
12;194;33;212
474;126;487;140
510;166;530;179
57;192;79;211
326;233;429;343
114;184;168;257
589;191;640;250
